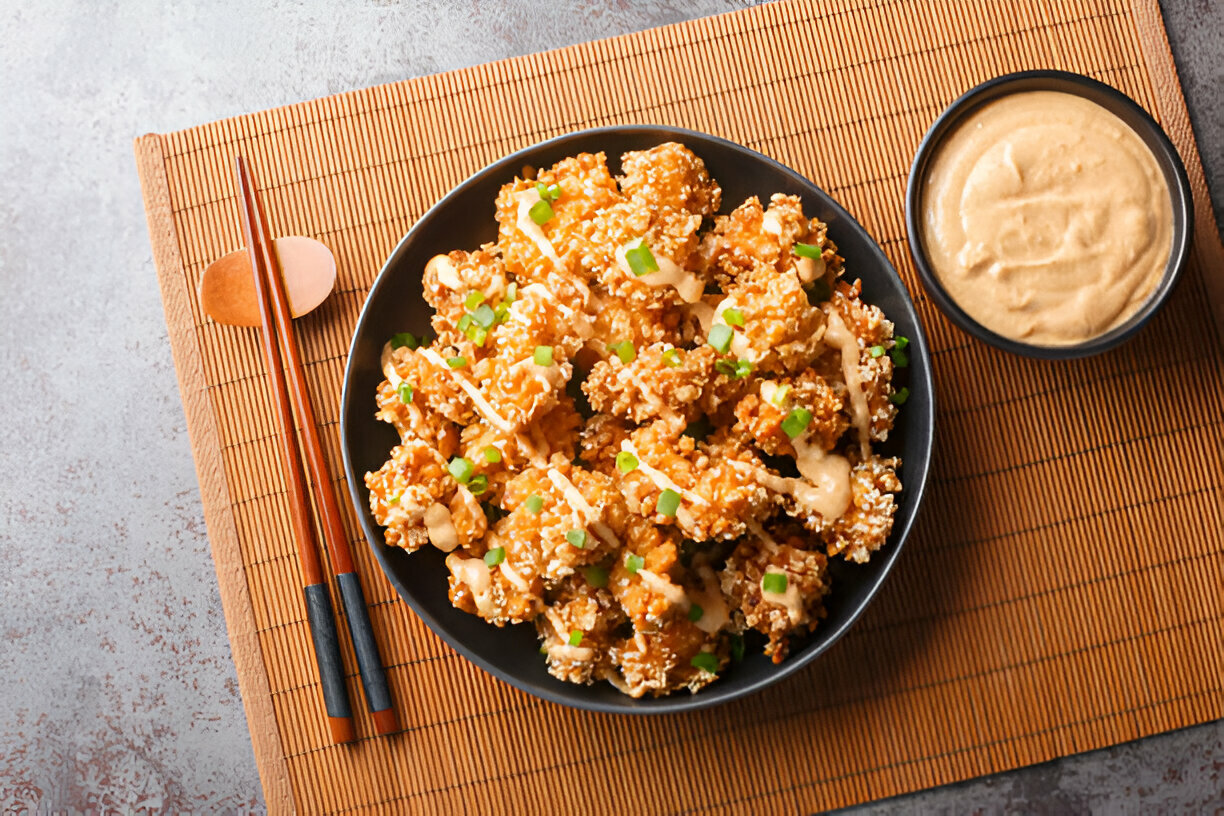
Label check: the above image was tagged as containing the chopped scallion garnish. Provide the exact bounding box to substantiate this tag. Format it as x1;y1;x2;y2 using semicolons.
687;603;704;622
447;456;474;485
468;474;489;495
484;546;506;567
583;565;609;588
656;488;681;518
608;340;635;364
546;183;562;200
568;630;583;646
524;494;544;514
722;307;745;327
457;313;473;332
781;408;813;439
396;382;413;404
494;303;510;324
505;282;517;303
869;345;886;358
615;450;639;474
730;634;746;662
891;347;909;368
890;386;910;405
528;199;554;225
566;529;587;549
473;304;496;329
470;325;489;347
533;345;554;366
464;291;485;310
446;355;467;368
625;553;644;574
388;493;401;505
707;324;733;354
715;358;753;379
761;572;788;594
792;242;822;259
389;332;419;350
770;383;791;407
483;446;502;463
662;348;681;368
625;241;659;277
894;335;909;350
690;652;719;674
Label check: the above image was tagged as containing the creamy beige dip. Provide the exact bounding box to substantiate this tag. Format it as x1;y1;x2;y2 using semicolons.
921;90;1172;345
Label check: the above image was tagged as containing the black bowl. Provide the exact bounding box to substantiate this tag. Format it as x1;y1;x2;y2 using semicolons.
341;125;935;714
905;70;1193;360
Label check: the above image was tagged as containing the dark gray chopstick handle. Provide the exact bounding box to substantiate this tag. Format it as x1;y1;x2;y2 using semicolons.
336;571;398;731
303;582;355;741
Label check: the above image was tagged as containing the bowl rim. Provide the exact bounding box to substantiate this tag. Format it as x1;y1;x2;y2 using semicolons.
904;69;1194;360
341;123;935;714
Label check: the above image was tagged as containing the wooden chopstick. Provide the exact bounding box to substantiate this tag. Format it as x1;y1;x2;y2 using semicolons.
236;157;400;741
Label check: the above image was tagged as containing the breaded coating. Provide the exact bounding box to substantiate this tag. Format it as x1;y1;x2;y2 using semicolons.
720;530;832;663
365;141;908;698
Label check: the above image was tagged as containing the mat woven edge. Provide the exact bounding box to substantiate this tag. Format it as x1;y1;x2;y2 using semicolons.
133;135;295;813
1131;0;1224;342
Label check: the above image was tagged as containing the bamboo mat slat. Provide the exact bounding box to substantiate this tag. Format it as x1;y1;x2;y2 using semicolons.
135;0;1224;812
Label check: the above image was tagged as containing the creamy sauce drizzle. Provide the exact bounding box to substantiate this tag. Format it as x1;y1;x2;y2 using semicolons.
712;296;752;359
423;503;460;552
499;560;531;592
446;553;495;616
379;341;403;388
823;307;871;457
546;468;620;548
636;569;688;608
920;90;1172;345
729;459;848;521
690;564;729;634
619;440;707;506
514;189;563;267
616;239;704;303
761;571;804;625
791;436;853;520
419;347;514;432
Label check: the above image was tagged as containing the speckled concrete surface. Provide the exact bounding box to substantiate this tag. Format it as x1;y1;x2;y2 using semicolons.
0;1;1219;813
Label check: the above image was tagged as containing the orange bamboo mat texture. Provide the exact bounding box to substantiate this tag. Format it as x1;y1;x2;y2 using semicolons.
135;0;1224;812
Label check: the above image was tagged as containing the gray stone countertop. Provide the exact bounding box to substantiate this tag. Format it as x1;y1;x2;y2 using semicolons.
1;1;1219;812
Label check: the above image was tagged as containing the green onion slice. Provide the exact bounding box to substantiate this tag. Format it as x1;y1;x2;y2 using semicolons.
467;474;489;496
781;408;813;439
388;493;401;505
568;630;583;646
389;332;418;350
533;345;554;366
446;355;467;368
565;529;587;549
662;348;682;368
484;547;506;567
625;241;659;277
608;340;635;364
615;450;639;474
769;383;791;407
722;307;745;327
464;291;485;310
528;199;554;225
730;634;746;662
583;565;609;588
690;652;719;674
625;553;644;574
504;282;517;303
687;603;704;622
715;358;753;379
483;446;502;463
869;345;886;358
470;325;489;347
396;382;413;404
762;572;788;594
894;335;909;350
890;386;911;405
792;242;822;259
656;488;681;518
891;347;909;368
524;494;544;514
472;304;496;329
457;313;473;332
707;324;733;354
447;456;474;485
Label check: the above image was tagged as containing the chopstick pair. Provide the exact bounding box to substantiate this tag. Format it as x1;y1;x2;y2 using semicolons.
235;156;399;744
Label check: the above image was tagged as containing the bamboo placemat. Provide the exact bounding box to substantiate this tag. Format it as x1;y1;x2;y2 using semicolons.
135;0;1224;812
